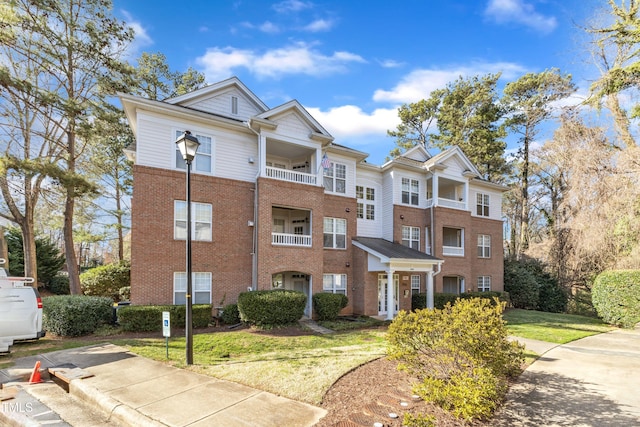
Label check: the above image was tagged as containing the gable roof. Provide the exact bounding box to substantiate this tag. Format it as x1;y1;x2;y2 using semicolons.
351;237;442;264
254;99;334;143
164;76;268;112
424;146;481;177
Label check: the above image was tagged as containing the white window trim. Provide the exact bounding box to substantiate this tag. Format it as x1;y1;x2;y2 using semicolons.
356;185;375;220
401;177;419;206
173;272;212;304
477;276;491;292
411;275;421;294
324;162;347;194
476;193;490;217
323;273;347;295
174;129;214;174
478;234;491;258
402;225;420;250
324;217;347;249
174;200;212;241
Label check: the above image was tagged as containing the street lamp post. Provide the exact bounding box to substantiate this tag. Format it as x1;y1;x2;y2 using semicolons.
175;130;200;365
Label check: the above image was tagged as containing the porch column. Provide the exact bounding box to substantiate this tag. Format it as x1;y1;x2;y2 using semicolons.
426;270;434;309
316;147;323;186
259;134;267;177
432;174;439;206
307;275;313;318
386;269;395;321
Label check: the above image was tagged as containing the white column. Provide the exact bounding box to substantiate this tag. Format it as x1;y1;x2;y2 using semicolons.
386;269;395;320
432;174;439;206
307;276;313;318
427;271;434;309
259;134;267;177
316;147;323;186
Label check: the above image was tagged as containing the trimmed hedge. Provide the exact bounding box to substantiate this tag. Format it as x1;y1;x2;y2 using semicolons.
592;270;640;328
80;261;130;302
220;303;241;325
238;289;306;327
117;304;213;332
412;292;509;311
43;295;113;337
313;293;348;321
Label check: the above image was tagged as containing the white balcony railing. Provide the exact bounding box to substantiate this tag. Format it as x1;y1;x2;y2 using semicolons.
425;198;466;210
266;166;317;185
272;233;312;247
443;246;464;256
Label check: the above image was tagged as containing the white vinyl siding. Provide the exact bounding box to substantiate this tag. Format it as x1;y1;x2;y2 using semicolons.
175;130;212;173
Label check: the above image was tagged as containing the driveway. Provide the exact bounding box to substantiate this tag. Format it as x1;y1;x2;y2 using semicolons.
495;328;640;426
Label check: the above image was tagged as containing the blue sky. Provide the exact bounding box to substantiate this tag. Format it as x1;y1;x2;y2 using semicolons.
113;0;601;165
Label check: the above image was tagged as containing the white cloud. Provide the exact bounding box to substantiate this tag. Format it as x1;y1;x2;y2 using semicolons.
378;59;405;68
259;21;280;33
120;10;153;58
196;42;365;80
484;0;557;34
273;0;313;14
306;105;398;140
303;19;334;32
373;62;529;104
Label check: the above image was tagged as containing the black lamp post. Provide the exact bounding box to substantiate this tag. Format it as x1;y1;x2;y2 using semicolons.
175;130;200;365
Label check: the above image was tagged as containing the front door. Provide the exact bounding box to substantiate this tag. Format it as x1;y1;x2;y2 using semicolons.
378;274;399;316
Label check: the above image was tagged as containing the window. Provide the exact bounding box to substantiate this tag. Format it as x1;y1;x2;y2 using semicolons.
324;217;346;249
175;131;212;173
323;274;347;295
402;226;420;250
477;276;491;292
478;234;491;258
401;178;419;206
174;201;212;241
476;193;490;217
324;163;346;194
443;276;463;294
356;185;375;220
174;272;211;304
231;96;238;115
411;275;421;295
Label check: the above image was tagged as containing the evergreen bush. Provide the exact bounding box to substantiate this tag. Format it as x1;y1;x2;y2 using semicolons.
220;303;241;325
592;270;640;328
80;261;130;302
238;289;306;327
312;292;348;321
117;304;212;332
43;295;113;336
504;260;539;309
48;273;70;295
411;291;509;311
387;298;524;421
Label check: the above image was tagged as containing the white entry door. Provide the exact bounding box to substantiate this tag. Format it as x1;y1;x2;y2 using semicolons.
378;274;399;316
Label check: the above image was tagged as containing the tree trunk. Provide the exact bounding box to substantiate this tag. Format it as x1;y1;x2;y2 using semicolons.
20;223;38;286
518;134;530;259
65;192;81;294
605;95;635;148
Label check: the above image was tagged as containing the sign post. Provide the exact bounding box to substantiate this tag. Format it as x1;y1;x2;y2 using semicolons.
162;311;170;359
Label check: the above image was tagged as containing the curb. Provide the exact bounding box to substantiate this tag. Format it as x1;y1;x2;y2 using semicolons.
69;379;166;427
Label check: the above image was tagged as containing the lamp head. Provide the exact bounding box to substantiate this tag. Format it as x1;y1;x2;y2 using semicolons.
175;131;200;163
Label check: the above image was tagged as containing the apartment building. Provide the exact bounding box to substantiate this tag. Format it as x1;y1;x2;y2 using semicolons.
120;77;505;320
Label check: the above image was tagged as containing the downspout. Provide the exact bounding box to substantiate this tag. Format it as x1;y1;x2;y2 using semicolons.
246;122;261;291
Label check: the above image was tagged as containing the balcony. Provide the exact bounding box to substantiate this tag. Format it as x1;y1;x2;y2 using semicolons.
442;246;464;256
425;197;466;210
266;166;317;185
272;232;312;247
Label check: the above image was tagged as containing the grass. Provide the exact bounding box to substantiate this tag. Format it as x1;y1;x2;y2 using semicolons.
504;308;614;344
2;310;615;404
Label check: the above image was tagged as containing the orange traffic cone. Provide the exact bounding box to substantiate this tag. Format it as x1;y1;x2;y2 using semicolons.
29;361;42;384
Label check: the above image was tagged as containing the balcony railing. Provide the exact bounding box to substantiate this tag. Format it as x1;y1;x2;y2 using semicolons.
425;197;466;210
266;166;317;185
272;232;312;247
443;246;464;256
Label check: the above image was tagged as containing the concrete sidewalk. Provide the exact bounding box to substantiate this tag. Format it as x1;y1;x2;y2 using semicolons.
497;328;640;426
0;343;326;427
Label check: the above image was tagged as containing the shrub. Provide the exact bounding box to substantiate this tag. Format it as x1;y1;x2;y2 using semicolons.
387;298;524;421
48;273;70;295
411;291;509;311
238;289;306;327
592;270;640;328
80;261;130;302
566;288;598;317
504;260;539;310
119;286;131;301
403;413;436;427
117;304;212;332
537;277;568;313
312;293;348;321
220;303;241;325
43;295;113;336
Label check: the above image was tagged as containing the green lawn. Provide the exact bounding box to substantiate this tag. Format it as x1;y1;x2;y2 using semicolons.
503;308;614;344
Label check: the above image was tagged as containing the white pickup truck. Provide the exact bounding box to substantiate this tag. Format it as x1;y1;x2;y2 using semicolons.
0;260;45;353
